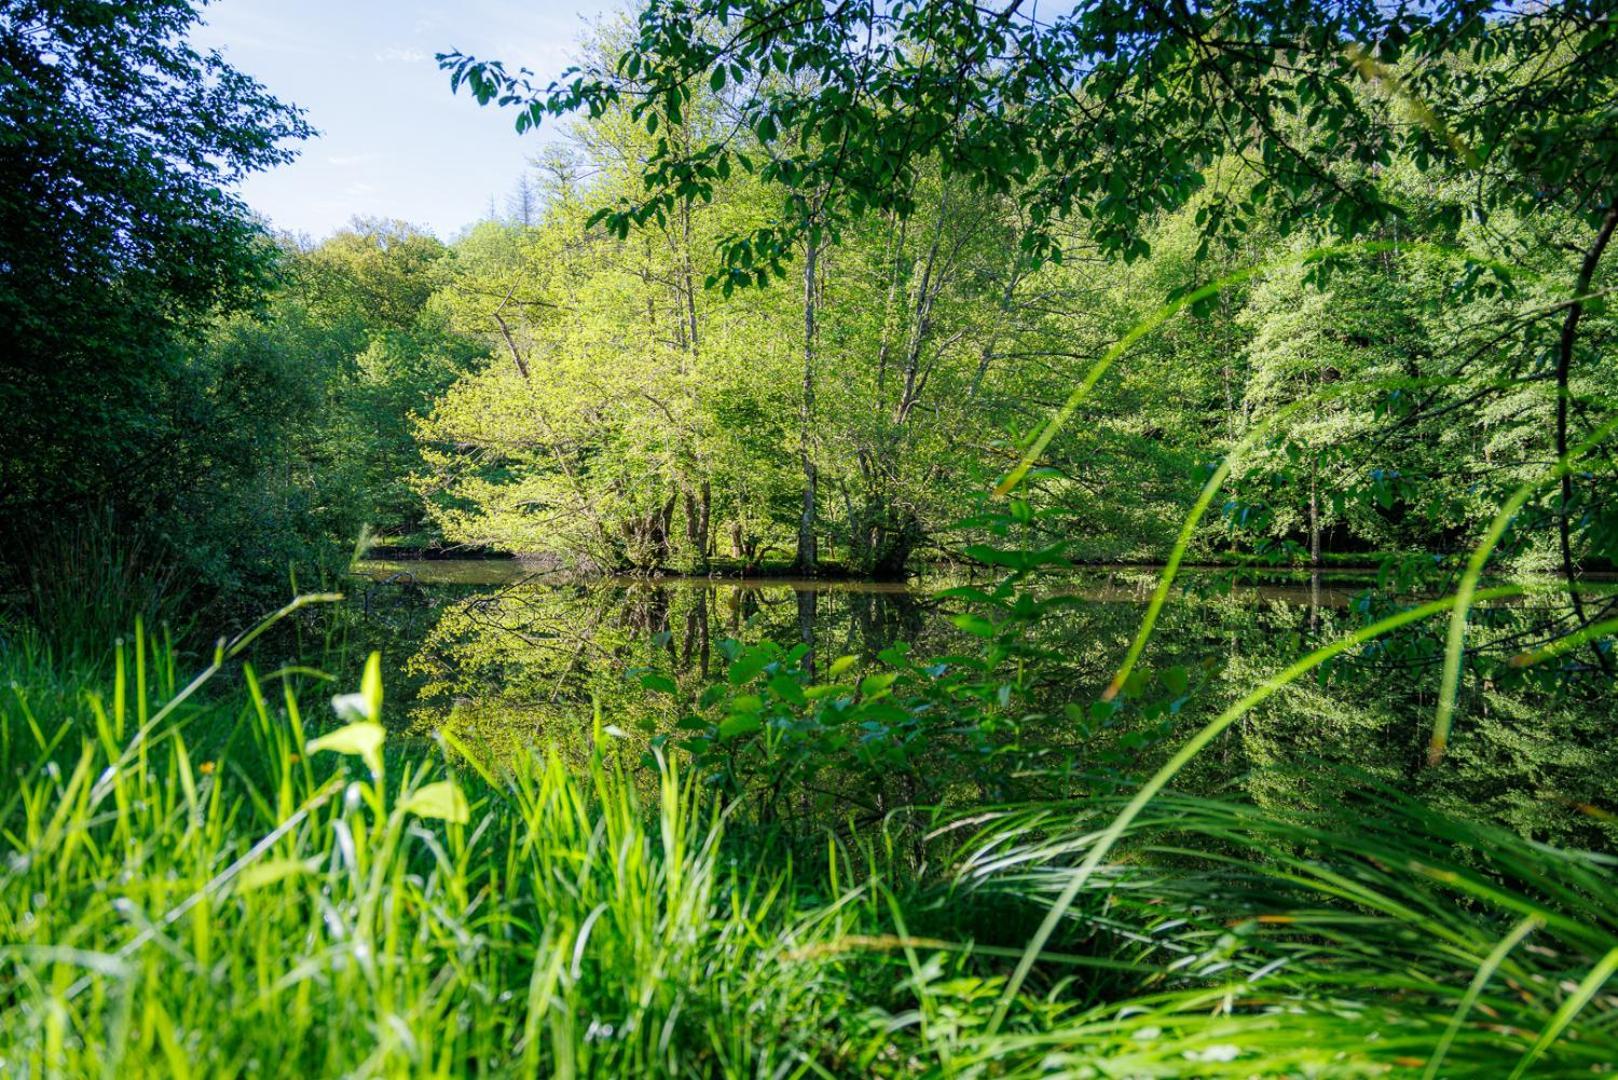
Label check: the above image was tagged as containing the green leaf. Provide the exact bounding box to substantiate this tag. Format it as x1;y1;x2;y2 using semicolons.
768;673;806;704
952;613;997;639
828;654;859;678
361;651;383;722
331;653;384;725
859;672;898;699
962;544;1026;568
234;858;315;893
399;781;470;824
640;672;679;695
1122;670;1149;699
728;650;770;685
719;712;762;738
308;720;385;776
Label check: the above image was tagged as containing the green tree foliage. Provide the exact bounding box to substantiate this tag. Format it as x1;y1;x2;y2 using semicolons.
0;0;309;531
444;1;1616;267
437;1;1618;608
172;220;483;597
417;52;1065;577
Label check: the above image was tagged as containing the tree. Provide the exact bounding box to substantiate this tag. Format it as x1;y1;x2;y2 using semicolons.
508;172;541;227
443;0;1618;642
0;0;310;561
445;2;1615;274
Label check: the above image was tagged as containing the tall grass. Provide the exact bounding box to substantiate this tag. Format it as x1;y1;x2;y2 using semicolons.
0;631;874;1076
4;615;1617;1075
943;781;1618;1075
2;511;187;663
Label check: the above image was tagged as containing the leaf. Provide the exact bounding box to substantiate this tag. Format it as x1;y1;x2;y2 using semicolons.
768;673;806;704
1122;670;1149;699
828;654;859;678
1163;666;1189;696
399;781;470;824
308;720;385;776
330;692;371;723
640;672;678;695
952;613;997;639
719;713;762;738
234;858;315;893
360;651;383;722
963;544;1025;568
859;672;898;699
728;650;770;685
935;586;1001;605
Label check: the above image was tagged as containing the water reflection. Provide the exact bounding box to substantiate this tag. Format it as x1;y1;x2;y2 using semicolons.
349;559;1618;847
355;561;1360;743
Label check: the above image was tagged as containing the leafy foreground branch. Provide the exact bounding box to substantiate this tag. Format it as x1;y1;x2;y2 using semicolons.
2;633;1616;1076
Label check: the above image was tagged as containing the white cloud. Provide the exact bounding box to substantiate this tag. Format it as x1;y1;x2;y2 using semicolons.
374;46;428;64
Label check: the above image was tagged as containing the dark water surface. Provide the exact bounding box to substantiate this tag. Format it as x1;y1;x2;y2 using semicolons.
349;557;1369;738
342;558;1615;844
348;559;1379;720
353;561;1374;685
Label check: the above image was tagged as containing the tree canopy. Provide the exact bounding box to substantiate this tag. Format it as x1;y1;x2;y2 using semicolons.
444;1;1618;277
0;0;310;529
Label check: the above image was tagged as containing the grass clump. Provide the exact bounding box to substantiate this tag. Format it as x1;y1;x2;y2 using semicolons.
3;615;1617;1076
0;633;873;1077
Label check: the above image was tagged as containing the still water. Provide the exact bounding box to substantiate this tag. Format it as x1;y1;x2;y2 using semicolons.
352;558;1361;723
345;558;1613;844
354;559;1367;672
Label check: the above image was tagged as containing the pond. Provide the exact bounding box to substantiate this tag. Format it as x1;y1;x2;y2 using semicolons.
343;558;1615;844
353;561;1371;683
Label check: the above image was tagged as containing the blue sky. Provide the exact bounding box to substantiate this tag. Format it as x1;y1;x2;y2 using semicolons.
191;0;625;241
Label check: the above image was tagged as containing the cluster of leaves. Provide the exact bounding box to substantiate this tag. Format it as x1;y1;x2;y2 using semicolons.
444;1;1617;278
632;523;1202;821
0;0;309;544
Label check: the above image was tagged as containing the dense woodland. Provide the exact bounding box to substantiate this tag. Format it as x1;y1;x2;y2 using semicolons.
3;0;1618;1075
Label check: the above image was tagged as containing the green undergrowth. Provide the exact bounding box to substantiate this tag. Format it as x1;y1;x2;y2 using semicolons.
2;624;1616;1076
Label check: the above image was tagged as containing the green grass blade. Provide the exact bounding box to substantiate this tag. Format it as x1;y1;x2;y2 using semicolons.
1423;914;1542;1080
1507;946;1618;1080
989;585;1523;1033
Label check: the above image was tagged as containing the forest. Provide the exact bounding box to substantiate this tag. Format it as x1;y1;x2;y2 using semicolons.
2;0;1617;1075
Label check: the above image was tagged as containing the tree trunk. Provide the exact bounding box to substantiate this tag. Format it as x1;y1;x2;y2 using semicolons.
796;231;820;574
684;480;711;571
1309;461;1321;631
1554;197;1618;675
